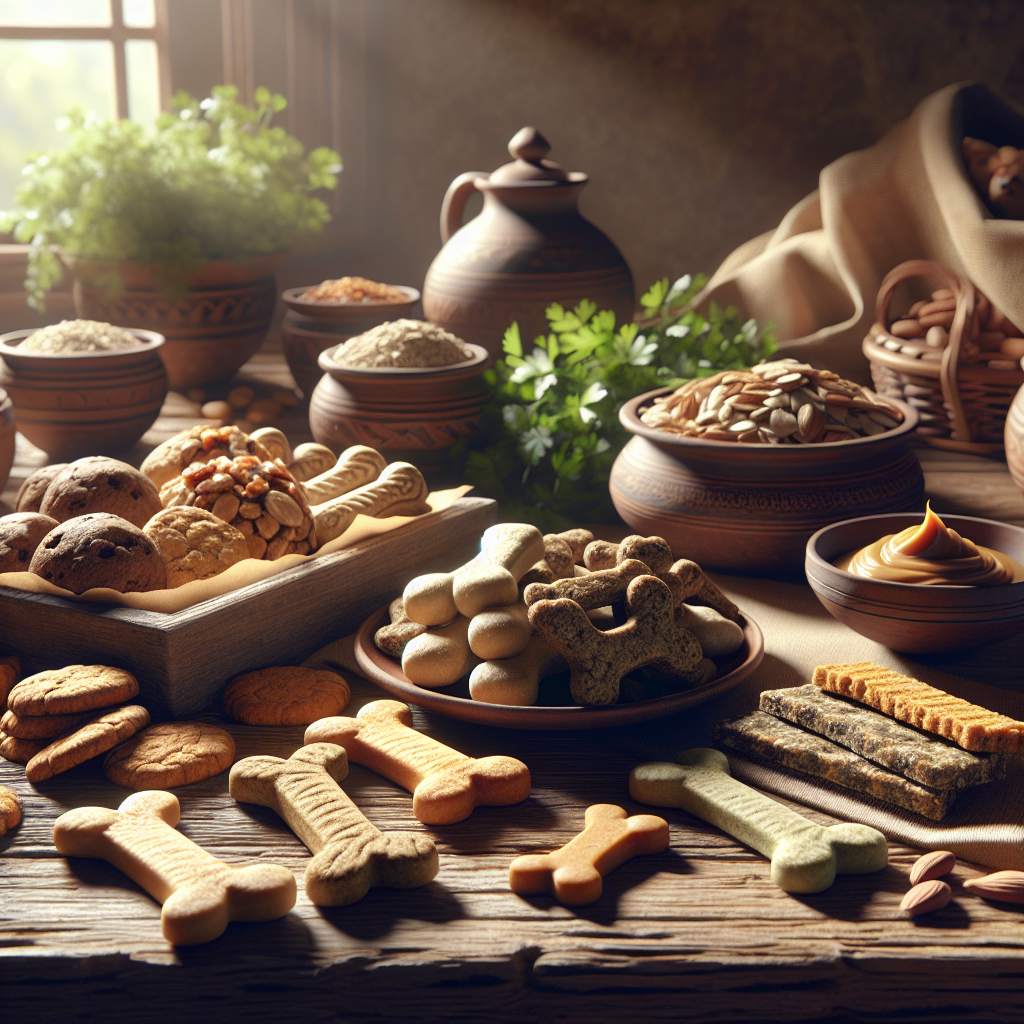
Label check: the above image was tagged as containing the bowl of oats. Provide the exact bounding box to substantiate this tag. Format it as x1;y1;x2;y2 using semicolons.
0;321;167;459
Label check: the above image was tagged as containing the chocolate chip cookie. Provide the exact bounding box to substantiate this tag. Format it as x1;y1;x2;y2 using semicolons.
39;457;162;529
15;463;67;513
0;512;60;573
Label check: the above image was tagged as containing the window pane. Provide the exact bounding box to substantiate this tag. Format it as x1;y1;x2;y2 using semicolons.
0;0;111;27
0;40;115;209
122;0;154;29
126;38;159;126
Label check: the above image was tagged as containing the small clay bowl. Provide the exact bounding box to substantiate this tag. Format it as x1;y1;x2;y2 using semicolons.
805;513;1024;653
0;328;168;459
0;387;15;494
610;388;924;573
308;342;490;477
281;285;419;323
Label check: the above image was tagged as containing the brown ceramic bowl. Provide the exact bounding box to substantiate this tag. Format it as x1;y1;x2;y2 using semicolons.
0;387;14;494
0;328;168;459
1005;356;1024;498
308;342;491;477
805;513;1024;653
609;387;924;573
353;604;764;730
281;285;419;323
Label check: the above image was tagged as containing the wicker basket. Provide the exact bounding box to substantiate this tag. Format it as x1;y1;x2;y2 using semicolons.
863;259;1024;454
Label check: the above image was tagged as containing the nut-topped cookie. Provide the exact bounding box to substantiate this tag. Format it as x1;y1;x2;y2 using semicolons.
144;506;249;587
141;424;271;490
39;458;162;529
0;512;59;573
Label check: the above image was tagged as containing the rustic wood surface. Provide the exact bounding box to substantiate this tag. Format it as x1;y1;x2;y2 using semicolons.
2;346;1023;1024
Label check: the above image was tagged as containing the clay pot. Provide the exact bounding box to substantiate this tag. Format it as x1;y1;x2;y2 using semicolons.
0;328;167;460
1006;358;1024;498
308;343;490;477
68;254;285;391
280;285;419;397
609;388;924;573
0;388;14;495
422;127;634;357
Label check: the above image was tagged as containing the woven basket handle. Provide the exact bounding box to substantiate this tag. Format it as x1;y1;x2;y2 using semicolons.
875;259;976;443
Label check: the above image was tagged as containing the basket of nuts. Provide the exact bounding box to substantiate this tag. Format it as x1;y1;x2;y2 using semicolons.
863;259;1024;453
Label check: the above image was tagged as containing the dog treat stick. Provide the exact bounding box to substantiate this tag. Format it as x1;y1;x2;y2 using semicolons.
468;636;566;706
664;559;741;622
509;804;669;905
287;442;339;484
523;559;651;610
629;748;887;893
249;427;293;466
557;529;594;565
305;700;531;824
401;616;473;687
518;534;577;589
53;791;296;944
375;597;428;657
229;743;437;906
468;603;532;661
583;535;674;574
312;462;430;543
302;446;387;505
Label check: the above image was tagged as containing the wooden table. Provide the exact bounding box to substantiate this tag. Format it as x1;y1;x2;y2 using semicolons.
2;346;1023;1024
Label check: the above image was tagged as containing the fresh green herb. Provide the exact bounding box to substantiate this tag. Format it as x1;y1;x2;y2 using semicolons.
0;85;341;310
457;277;776;529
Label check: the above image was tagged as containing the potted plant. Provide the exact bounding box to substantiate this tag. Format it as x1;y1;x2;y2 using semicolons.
0;86;341;391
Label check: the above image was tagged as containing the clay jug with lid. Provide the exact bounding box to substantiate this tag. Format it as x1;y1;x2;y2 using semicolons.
422;127;634;355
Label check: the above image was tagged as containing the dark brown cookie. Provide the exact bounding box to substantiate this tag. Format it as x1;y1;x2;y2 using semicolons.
15;463;67;514
0;707;94;739
8;665;139;716
25;705;151;784
104;721;235;789
223;666;351;725
0;732;46;764
0;512;61;573
30;513;167;594
39;457;162;529
0;785;21;835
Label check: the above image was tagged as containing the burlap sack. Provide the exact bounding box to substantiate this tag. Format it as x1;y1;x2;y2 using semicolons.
698;82;1024;383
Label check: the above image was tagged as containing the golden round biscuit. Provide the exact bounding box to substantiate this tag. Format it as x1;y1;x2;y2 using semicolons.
0;708;92;739
8;665;139;716
223;666;351;726
0;512;60;573
0;785;21;835
39;457;162;529
104;721;236;789
0;732;46;764
15;463;67;514
25;705;151;784
144;506;249;588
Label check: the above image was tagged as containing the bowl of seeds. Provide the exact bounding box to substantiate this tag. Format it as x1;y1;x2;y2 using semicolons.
609;358;923;572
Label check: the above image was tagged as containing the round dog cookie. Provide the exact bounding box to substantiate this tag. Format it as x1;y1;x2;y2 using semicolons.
0;513;60;573
1;708;92;740
8;665;139;716
30;513;167;594
141;424;272;490
104;721;236;789
25;705;151;784
0;785;22;835
0;732;47;764
39;458;163;529
15;464;68;514
144;506;249;588
223;666;351;726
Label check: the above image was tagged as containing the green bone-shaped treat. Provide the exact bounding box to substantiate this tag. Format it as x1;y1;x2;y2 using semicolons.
628;748;887;893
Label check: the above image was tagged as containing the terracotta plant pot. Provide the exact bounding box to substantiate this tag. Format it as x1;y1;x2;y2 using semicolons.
609;387;924;573
280;285;419;397
1005;358;1024;498
68;254;285;391
0;388;14;495
308;343;490;477
0;328;167;460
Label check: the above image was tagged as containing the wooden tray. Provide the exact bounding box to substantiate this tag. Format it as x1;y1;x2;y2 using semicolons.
0;497;496;719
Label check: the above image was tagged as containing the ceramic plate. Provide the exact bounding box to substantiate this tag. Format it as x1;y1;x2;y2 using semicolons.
353;605;764;730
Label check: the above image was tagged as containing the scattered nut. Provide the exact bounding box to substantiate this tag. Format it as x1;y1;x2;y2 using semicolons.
962;870;1024;904
909;850;956;886
900;879;952;916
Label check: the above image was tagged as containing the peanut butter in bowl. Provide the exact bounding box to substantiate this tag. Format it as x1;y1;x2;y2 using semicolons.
837;503;1024;585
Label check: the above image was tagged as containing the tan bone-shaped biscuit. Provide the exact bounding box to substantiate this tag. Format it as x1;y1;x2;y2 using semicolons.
467;602;532;660
401;616;473;687
509;804;669;905
629;748;888;893
529;575;704;705
557;528;594;565
304;699;531;824
287;442;339;484
523;558;651;611
53;790;296;944
229;743;438;906
583;535;674;574
375;596;428;657
248;427;292;465
517;534;577;590
468;636;566;706
302;445;387;505
312;462;430;543
403;524;545;625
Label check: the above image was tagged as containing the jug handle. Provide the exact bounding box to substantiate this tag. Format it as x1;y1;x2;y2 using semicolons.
441;173;485;244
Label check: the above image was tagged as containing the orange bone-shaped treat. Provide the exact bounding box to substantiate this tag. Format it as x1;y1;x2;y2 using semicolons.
304;700;531;824
508;804;669;905
528;575;704;705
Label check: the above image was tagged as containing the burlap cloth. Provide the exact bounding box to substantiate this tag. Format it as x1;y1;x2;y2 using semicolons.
698;82;1024;383
310;573;1023;871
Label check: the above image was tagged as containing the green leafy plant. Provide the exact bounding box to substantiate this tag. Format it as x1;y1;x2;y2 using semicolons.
458;276;777;529
0;85;341;309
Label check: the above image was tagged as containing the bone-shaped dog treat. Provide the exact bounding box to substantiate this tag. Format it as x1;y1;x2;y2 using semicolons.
229;743;437;906
468;635;566;705
677;605;745;658
629;748;887;893
665;559;741;622
375;596;428;657
304;700;531;824
312;462;430;543
403;524;545;625
249;427;292;465
529;575;704;705
288;442;339;483
518;534;576;589
302;445;388;506
558;528;594;565
523;559;651;611
509;804;669;905
468;602;532;660
53;790;296;944
583;535;674;574
401;616;473;687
